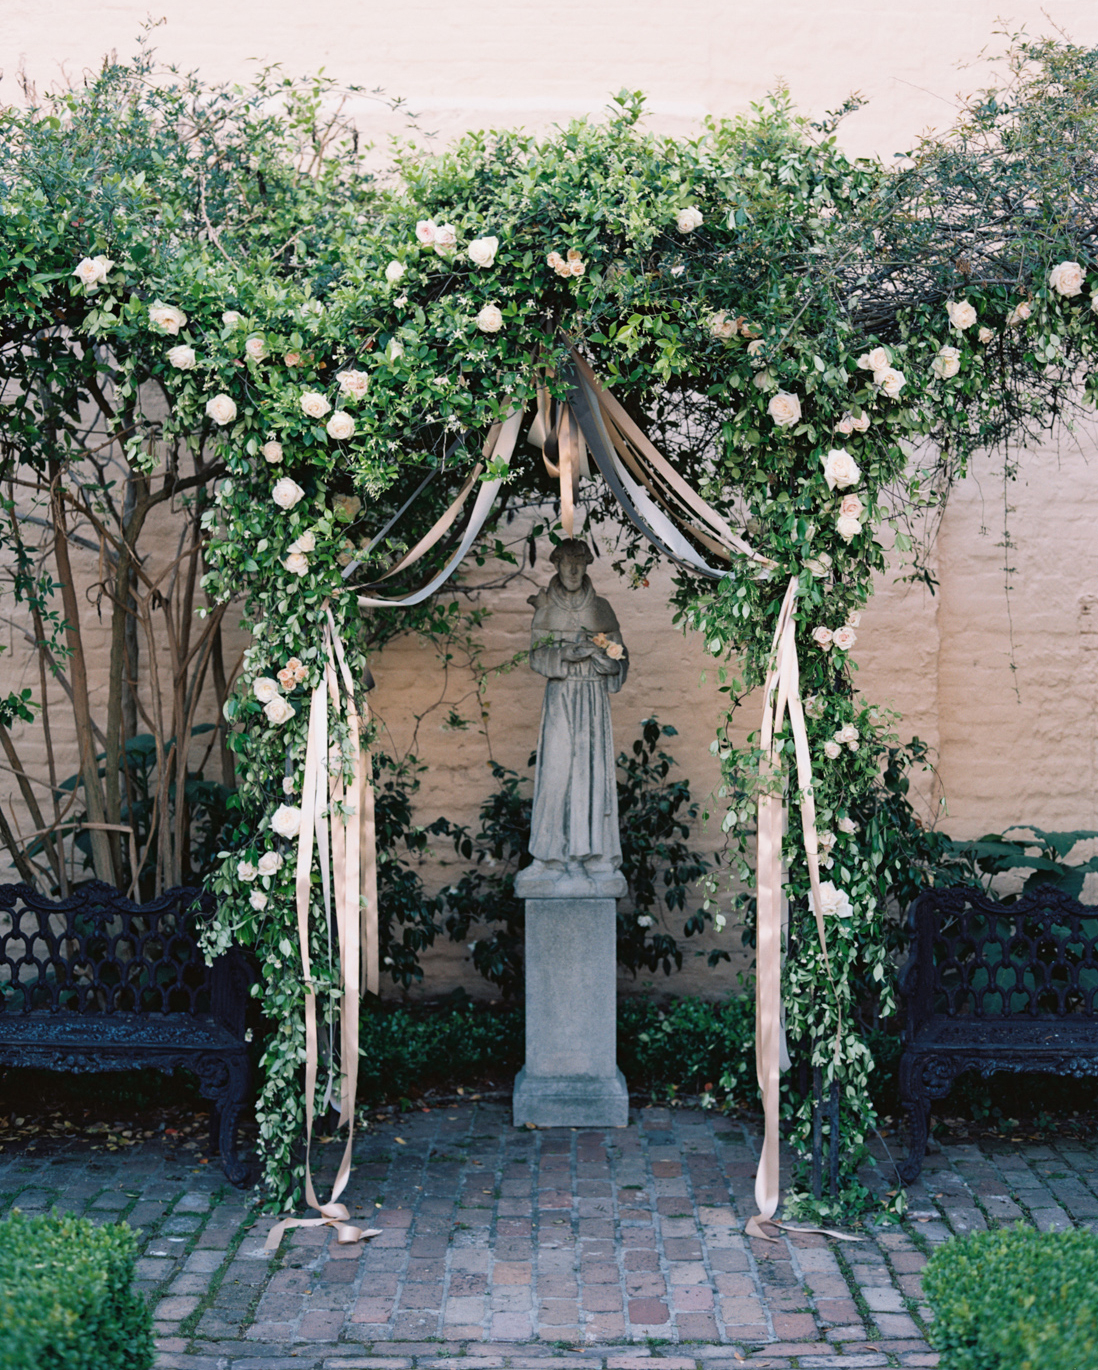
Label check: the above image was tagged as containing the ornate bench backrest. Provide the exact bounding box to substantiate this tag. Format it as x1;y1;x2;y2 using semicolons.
0;881;215;1016
906;885;1098;1025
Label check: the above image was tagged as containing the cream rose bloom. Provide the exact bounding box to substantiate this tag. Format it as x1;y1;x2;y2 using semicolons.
708;311;736;340
835;723;860;745
433;222;457;255
261;441;283;464
1007;300;1032;326
326;411;356;440
822;448;861;491
823;740;842;760
300;391;331;419
858;346;890;372
205;394;237;426
476;303;504;333
282;776;296;796
946;299;977;330
767;391;801;428
874;366;906;397
385;259;406;283
839;493;865;520
811;880;853;918
746;339;767;366
272;477;305;510
283;551;309;577
245;336;267;362
387;339;404;362
833;627;858;652
72;255;114;291
149;303;187;335
932;345;961;379
288;531;316;554
812;626;834;650
676;206;704;233
978;326;995;344
222;310;244;326
167;345;196;370
237;860;257;882
257;851;283;877
252;677;281;704
284;352;302;367
264;695;296;725
271;804;302;839
804;695;825;719
605;642;625;661
837;815;858;835
1049;260;1084;297
806;552;832;579
337;370;369;401
852;411;871;432
467;236;499;268
835;414;855;436
249;890;268;911
836;513;862;543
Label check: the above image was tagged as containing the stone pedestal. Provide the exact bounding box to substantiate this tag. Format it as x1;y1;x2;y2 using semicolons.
512;866;630;1128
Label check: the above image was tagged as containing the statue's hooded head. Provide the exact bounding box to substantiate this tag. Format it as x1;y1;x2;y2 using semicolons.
549;538;594;593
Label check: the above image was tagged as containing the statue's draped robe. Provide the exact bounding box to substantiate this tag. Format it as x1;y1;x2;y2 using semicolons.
528;577;628;867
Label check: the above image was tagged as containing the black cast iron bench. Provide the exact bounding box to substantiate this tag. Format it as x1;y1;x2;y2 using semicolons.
0;881;252;1185
897;884;1098;1183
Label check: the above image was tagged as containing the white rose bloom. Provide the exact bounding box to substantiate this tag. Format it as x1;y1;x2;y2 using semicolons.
283;551;309;576
73;255;114;291
837;815;858;835
300;391;331;419
978;326;995;344
1048;260;1084;297
288;531;316;554
415;219;437;245
835;723;860;745
676;206;704;233
271;477;305;510
812;626;834;650
835;414;855;436
245;335;267;362
851;411;871;432
264;695;296;725
271;804;302;839
874;366;906;397
249;890;268;911
806;552;832;580
261;441;283;464
387;339;404;362
822;448;861;491
222;310;244;326
252;677;281;704
846;611;862;628
1007;300;1032;326
205;393;237;425
858;346;890;372
810;880;853;918
467;236;499;268
257;851;283;877
823;740;843;760
337;370;369;401
932;345;961;379
149;303;187;335
326;411;356;440
476;303;504;333
946;299;977;330
836;514;862;543
767;391;801;428
236;860;257;882
433;222;457;255
385;259;406;283
167;345;196;370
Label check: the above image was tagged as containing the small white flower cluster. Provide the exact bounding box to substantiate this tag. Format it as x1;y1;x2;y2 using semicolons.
236;850;284;910
857;345;906;397
547;248;586;278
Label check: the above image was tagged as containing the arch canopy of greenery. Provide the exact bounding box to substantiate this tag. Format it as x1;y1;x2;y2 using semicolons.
3;32;1098;1209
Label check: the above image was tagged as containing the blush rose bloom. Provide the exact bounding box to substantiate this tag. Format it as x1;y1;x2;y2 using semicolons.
747;339;767;366
415;219;437;245
851;411;870;432
261;441;283;464
812;626;834;650
237;860;257;882
1049;260;1084;297
767;391;801;427
385;259;406;283
858;346;890;372
476;304;504;333
837;815;858;835
257;851;283;877
605;642;625;661
283;551;309;577
846;611;862;628
836;513;862;542
149;303;187;334
245;335;267;362
835;723;860;745
840;492;865;520
205;394;237;425
337;370;369;401
300;391;331;419
252;677;281;704
1007;300;1032;326
676;206;704;233
822;448;860;490
833;626;858;652
835;414;855;436
946;299;977;329
249;890;268;911
272;477;305;510
874;366;906;397
978;326;995;344
167;345;196;370
264;696;296;725
811;880;853;918
823;740;843;760
932;345;961;379
433;222;457;255
271;804;302;839
284;352;302;367
467;236;499;268
282;776;295;796
326;411;355;440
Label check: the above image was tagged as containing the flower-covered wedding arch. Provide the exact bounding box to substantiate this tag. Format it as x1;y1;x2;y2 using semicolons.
29;36;1098;1229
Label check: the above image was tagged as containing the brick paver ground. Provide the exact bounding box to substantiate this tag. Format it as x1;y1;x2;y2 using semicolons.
3;1100;1097;1367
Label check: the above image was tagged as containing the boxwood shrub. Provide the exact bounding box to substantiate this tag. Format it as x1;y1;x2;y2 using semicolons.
0;1208;153;1370
922;1223;1098;1370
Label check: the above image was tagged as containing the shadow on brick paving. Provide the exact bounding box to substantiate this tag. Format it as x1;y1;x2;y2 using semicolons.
2;1098;1097;1366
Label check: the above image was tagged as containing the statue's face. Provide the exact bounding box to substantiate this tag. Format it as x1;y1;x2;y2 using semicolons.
557;554;587;592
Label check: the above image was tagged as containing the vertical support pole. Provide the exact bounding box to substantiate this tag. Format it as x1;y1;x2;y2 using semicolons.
829;1077;841;1197
812;1064;823;1200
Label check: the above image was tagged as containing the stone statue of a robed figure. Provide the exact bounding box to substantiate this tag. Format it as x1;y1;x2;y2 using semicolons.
513;538;630;1127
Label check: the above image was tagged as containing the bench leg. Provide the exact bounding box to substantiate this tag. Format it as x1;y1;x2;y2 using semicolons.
194;1051;251;1187
898;1051;931;1185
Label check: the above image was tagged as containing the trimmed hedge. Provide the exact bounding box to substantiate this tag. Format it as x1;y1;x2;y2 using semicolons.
922;1224;1098;1370
0;1208;153;1370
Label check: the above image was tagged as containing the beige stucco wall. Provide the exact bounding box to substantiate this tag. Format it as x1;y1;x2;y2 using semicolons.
3;1;1098;999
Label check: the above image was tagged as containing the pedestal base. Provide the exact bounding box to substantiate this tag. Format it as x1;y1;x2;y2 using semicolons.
513;1065;629;1128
